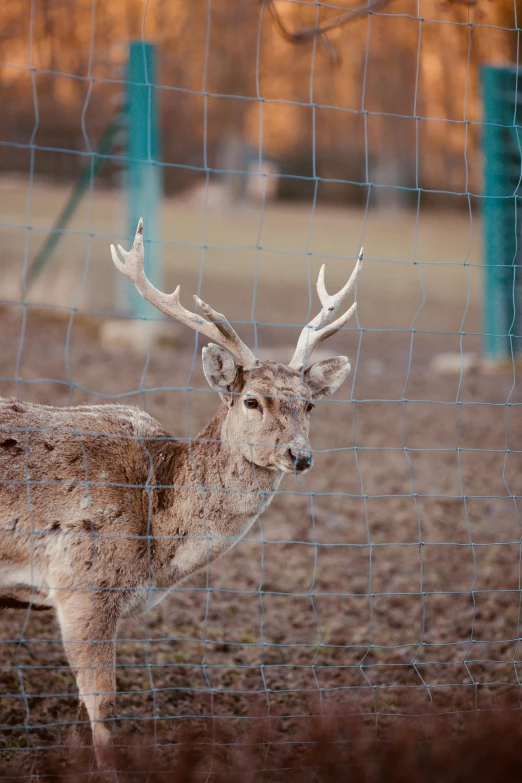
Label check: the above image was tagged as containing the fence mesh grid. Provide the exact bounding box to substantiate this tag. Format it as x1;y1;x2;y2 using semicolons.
0;0;521;775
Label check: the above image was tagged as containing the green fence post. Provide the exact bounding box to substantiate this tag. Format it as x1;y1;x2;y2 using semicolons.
117;40;163;320
482;65;519;361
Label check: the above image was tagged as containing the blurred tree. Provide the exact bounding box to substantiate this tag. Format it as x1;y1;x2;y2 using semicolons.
0;0;519;201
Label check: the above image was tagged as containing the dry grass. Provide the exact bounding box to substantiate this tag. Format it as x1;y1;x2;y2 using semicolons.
5;703;522;781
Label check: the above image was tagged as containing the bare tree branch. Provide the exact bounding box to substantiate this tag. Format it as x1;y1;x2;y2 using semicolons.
263;0;481;64
262;0;394;64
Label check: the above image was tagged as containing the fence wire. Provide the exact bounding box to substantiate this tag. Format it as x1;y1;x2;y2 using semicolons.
0;0;521;776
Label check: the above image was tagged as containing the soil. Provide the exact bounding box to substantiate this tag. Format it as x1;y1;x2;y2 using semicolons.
0;304;521;776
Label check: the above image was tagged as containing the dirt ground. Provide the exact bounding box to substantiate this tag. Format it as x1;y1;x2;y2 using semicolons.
0;185;521;776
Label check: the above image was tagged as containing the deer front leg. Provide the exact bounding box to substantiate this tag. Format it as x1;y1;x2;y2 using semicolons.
55;594;120;774
69;700;93;758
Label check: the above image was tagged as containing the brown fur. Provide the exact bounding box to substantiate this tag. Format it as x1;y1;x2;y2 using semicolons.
0;354;351;773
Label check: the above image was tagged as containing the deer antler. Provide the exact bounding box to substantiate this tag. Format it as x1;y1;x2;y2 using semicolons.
111;219;258;370
289;250;363;371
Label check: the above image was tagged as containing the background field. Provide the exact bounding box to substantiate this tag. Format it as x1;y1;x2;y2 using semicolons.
1;179;521;775
1;177;482;333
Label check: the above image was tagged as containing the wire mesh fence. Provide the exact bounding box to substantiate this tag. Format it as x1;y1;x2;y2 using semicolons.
1;0;522;777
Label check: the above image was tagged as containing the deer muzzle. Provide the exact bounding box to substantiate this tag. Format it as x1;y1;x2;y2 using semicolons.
288;448;313;472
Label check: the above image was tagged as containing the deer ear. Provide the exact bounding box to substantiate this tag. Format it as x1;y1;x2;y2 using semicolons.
304;357;351;400
202;344;241;404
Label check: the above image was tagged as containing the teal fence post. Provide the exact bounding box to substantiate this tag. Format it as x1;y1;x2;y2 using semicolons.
118;40;163;319
482;65;520;361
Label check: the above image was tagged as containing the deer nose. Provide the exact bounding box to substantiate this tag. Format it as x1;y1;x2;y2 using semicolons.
288;449;313;472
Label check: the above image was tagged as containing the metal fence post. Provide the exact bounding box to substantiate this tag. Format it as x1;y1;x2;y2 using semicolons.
482;65;520;361
116;40;163;320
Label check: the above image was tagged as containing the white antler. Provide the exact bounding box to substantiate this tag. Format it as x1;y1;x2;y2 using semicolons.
289;249;363;370
111;219;257;370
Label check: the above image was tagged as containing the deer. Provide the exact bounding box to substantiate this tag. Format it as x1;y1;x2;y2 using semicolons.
0;218;363;774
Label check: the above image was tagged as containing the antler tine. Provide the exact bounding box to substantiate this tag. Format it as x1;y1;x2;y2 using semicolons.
111;217;145;283
289;248;363;371
317;250;362;310
110;220;257;370
193;296;245;345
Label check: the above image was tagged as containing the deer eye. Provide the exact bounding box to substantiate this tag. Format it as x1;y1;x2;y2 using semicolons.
305;402;315;414
244;398;259;410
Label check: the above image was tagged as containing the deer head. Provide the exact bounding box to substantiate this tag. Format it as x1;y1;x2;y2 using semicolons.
111;220;363;474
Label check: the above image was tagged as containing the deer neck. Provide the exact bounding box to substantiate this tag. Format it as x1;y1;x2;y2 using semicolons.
191;404;284;506
151;405;283;570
